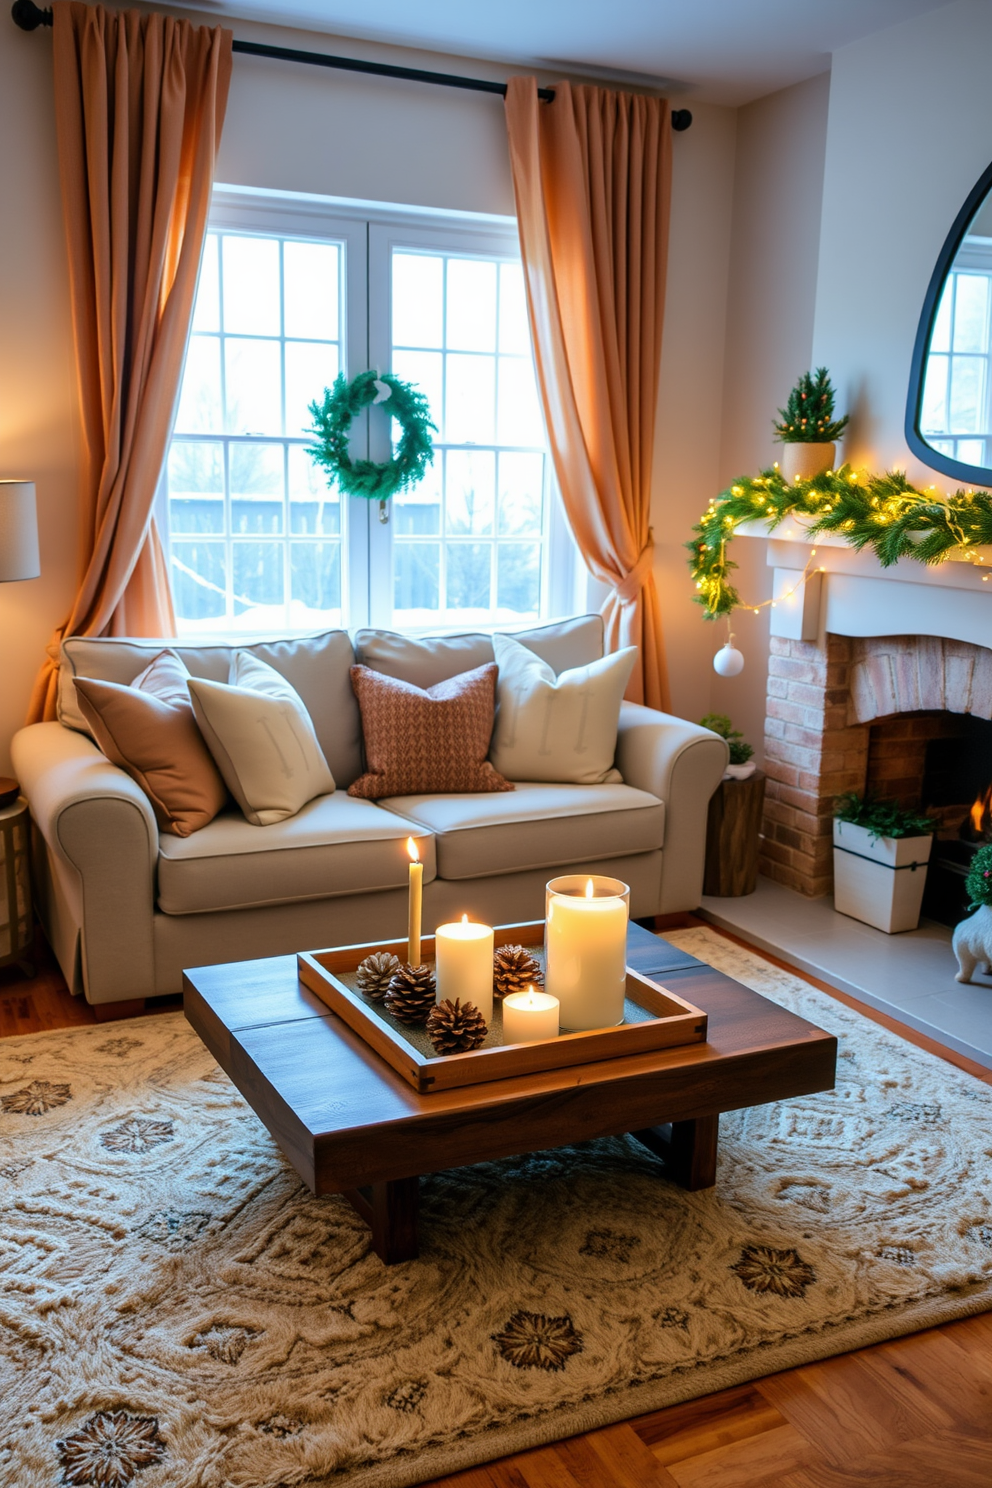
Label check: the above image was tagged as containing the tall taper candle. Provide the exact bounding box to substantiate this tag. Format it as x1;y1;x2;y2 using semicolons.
406;837;423;966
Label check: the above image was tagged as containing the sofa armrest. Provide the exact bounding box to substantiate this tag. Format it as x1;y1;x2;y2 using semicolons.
12;722;159;1003
615;702;728;913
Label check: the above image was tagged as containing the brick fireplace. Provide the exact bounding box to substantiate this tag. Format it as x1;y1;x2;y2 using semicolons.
760;634;992;896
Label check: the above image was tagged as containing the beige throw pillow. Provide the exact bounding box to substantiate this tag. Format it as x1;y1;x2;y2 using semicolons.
187;652;335;826
490;633;637;784
73;650;227;837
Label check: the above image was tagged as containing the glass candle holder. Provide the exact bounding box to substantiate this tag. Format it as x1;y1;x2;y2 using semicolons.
545;874;630;1031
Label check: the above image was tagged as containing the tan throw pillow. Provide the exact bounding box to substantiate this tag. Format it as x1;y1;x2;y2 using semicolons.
490;633;637;784
348;663;513;799
187;651;336;826
73;650;227;837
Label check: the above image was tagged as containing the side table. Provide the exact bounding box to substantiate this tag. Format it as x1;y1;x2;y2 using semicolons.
703;770;766;897
0;780;34;977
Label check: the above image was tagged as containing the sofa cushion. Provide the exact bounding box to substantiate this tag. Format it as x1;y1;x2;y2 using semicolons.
58;629;363;788
353;614;604;689
73;650;228;837
380;782;665;881
157;793;435;915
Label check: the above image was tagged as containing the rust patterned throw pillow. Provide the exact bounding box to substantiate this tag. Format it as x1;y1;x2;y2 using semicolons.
348;663;514;799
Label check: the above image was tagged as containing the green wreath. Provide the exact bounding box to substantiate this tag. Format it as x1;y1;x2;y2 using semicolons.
307;370;435;501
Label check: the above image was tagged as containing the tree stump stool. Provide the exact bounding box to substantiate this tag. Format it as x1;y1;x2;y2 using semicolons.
703;771;766;897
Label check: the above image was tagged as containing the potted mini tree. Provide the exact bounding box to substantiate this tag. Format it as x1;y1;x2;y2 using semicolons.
700;714;755;779
833;793;936;933
773;367;849;482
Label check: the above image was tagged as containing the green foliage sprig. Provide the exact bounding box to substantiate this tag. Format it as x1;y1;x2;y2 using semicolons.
699;712;754;765
965;843;992;911
685;464;992;619
773;367;849;444
833;792;935;840
308;370;435;502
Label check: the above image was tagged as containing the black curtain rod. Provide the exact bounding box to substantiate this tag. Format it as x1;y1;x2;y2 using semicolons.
11;0;693;129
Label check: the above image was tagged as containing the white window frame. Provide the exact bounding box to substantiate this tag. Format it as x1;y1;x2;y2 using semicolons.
161;185;580;636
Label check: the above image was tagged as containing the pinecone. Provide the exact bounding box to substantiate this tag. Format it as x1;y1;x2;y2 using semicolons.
383;962;437;1025
356;951;401;1001
492;944;544;1000
427;998;488;1055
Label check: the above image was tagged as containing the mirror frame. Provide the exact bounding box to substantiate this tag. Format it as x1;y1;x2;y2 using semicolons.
905;155;992;486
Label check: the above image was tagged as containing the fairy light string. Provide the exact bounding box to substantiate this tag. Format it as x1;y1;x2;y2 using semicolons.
686;464;992;619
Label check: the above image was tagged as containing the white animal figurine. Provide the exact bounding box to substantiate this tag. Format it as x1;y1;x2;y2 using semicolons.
953;904;992;983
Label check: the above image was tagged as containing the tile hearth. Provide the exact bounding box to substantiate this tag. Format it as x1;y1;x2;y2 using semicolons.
699;876;992;1071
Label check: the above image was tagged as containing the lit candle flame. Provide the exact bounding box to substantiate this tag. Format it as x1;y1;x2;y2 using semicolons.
585;878;594;899
406;837;420;864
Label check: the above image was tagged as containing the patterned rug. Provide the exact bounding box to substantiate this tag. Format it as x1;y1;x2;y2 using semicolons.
2;928;991;1488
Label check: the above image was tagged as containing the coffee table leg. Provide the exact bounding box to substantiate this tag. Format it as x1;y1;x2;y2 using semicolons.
344;1177;420;1264
631;1114;719;1190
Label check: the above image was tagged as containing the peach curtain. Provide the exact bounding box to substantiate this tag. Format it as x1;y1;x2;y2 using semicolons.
29;2;232;721
505;78;671;709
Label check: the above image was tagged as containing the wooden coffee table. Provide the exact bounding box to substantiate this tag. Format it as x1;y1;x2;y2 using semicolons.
183;922;836;1264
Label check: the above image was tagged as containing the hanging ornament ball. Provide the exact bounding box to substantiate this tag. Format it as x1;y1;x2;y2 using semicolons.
714;642;745;677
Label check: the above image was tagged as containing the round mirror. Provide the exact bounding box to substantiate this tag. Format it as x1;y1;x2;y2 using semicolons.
906;158;992;485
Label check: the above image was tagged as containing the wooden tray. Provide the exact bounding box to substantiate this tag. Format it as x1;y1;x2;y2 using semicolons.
297;921;707;1093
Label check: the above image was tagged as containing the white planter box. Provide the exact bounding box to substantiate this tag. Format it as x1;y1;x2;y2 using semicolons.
832;820;933;934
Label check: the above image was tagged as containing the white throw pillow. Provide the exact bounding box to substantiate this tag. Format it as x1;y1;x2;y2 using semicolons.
187;652;335;826
490;634;636;784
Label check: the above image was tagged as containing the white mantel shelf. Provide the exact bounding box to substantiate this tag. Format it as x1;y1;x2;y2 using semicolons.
736;521;992;647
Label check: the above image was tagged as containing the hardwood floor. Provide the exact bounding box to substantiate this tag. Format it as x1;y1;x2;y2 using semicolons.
2;925;990;1487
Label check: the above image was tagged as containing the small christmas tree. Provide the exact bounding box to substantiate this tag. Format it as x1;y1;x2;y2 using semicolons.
773;368;849;444
965;843;992;911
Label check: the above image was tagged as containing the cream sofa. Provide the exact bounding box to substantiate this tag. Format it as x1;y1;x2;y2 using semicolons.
11;615;727;1010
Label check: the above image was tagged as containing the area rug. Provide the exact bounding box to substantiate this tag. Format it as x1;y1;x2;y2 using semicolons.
2;929;991;1488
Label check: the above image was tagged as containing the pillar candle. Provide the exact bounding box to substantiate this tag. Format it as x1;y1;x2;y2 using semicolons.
435;915;494;1022
502;987;559;1044
545;877;628;1030
406;838;423;966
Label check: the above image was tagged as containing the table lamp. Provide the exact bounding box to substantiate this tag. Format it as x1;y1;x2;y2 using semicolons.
0;480;41;582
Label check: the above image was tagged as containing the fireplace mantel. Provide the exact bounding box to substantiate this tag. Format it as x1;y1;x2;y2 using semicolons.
737;523;992;648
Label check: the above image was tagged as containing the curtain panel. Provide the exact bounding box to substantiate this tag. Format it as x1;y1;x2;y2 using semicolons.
29;1;232;722
505;77;671;710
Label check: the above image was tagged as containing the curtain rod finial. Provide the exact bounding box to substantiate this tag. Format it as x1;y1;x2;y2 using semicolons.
671;109;692;132
12;1;52;30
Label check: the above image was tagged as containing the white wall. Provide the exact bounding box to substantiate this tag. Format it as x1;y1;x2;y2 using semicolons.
711;72;831;760
0;8;739;769
813;0;992;480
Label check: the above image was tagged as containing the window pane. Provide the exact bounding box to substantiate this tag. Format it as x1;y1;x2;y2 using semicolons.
446;449;494;535
224;340;282;435
286;340;339;438
168;441;224;534
392;348;443;432
192;235;220;334
446;542;491;611
497;542;540;617
497;355;544;446
394;542;439;613
284;240;339;340
222;235;280;335
921;354;949;434
175;335;222;433
289;447;340;534
446;258;497;352
234;541;284;614
499;262;530;354
957;438;987;464
393;456;441;535
952;274;989;353
171;541;226;623
445;353;494;444
230;442;284;533
498;452;544;535
393;253;443;348
949;356;983;432
291;540;341;613
930;281;952;354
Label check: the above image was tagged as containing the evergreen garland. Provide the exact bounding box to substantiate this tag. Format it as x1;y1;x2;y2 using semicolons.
686;464;992;619
773;367;849;443
308;370;436;502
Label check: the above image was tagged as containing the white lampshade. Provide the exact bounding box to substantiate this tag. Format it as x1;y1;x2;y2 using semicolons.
0;481;40;582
